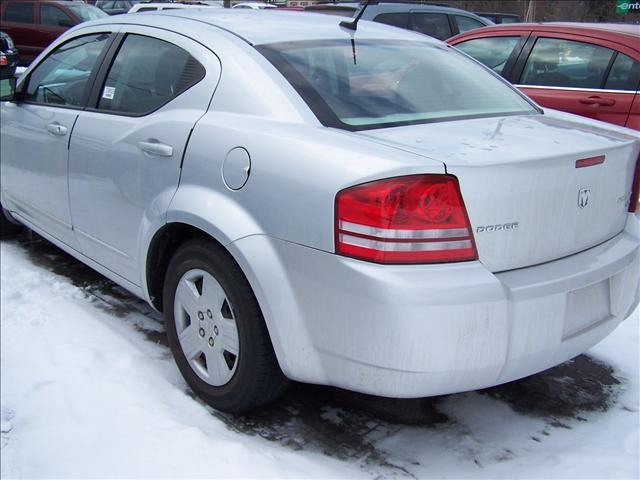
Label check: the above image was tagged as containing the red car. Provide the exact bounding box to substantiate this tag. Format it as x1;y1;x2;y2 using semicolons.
448;23;640;130
0;0;106;65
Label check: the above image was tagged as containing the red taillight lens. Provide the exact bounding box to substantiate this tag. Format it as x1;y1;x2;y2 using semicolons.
335;174;478;264
629;154;640;213
0;54;7;67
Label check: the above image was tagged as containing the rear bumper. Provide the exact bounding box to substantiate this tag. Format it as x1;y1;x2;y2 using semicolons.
229;213;640;398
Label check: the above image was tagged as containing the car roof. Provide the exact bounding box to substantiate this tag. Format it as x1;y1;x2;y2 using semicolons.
451;22;639;42
95;9;442;45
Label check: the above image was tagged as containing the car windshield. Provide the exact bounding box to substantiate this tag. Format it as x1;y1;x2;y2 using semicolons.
258;40;537;131
68;5;108;22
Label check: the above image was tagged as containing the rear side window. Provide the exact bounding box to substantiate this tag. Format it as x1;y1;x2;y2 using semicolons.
3;2;34;23
40;4;73;27
520;37;614;89
455;36;520;74
374;13;410;30
25;33;111;107
97;34;205;115
454;15;485;34
604;53;640;91
410;12;452;40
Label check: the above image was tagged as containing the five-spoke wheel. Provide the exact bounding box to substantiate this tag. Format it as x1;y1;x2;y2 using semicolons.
174;269;240;386
163;239;288;412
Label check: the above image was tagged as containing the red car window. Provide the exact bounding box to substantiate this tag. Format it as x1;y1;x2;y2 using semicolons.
604;53;640;91
40;4;73;27
455;36;521;74
519;37;615;89
3;2;34;23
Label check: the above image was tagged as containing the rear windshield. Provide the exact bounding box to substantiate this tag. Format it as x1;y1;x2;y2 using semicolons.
258;40;537;131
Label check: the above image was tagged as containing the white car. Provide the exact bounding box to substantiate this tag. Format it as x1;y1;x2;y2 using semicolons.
128;2;221;13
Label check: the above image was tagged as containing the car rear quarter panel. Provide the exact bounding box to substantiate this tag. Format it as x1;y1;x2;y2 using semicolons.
168;114;446;253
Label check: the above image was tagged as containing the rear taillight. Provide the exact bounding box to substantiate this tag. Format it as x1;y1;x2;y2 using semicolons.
0;54;7;67
629;154;640;213
335;174;478;264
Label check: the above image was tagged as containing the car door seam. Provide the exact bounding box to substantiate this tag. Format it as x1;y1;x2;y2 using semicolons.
66;114;81;231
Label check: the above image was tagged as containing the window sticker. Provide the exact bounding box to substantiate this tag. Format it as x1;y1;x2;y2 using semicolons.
102;86;116;100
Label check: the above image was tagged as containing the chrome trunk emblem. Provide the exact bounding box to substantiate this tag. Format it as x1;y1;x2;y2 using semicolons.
578;188;591;209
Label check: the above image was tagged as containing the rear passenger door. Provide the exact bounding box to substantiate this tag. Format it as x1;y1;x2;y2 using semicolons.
512;34;640;126
68;27;221;284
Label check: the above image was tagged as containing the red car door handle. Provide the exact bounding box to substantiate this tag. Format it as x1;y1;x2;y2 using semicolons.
580;96;616;107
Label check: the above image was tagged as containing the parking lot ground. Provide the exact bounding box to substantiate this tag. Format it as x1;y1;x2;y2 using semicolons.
1;232;638;479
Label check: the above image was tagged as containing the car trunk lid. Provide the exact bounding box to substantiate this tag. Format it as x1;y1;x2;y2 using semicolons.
358;113;639;272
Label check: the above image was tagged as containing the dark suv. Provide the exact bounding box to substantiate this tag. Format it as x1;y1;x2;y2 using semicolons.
0;0;107;64
306;2;492;40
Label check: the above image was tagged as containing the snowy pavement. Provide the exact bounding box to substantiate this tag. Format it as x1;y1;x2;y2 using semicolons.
1;233;638;479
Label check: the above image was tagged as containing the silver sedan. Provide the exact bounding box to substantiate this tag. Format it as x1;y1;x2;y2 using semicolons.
1;10;639;413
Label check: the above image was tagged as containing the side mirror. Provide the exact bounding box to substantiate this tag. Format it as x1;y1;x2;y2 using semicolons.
0;77;16;102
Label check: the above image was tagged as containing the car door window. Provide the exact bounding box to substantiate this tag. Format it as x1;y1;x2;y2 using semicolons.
97;34;205;115
373;13;410;30
454;15;485;34
3;2;34;23
604;53;640;91
410;12;452;40
24;33;111;107
40;4;73;27
455;36;520;74
520;37;614;89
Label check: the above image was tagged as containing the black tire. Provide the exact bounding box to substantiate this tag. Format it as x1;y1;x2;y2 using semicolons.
0;207;22;238
163;238;289;413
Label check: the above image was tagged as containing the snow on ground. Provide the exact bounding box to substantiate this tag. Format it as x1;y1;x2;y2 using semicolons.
1;235;639;479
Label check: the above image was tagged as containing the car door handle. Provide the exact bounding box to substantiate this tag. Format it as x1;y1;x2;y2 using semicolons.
137;140;173;157
46;122;68;136
579;96;616;107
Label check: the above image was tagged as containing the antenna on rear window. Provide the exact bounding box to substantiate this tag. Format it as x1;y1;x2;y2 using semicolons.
340;0;370;31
